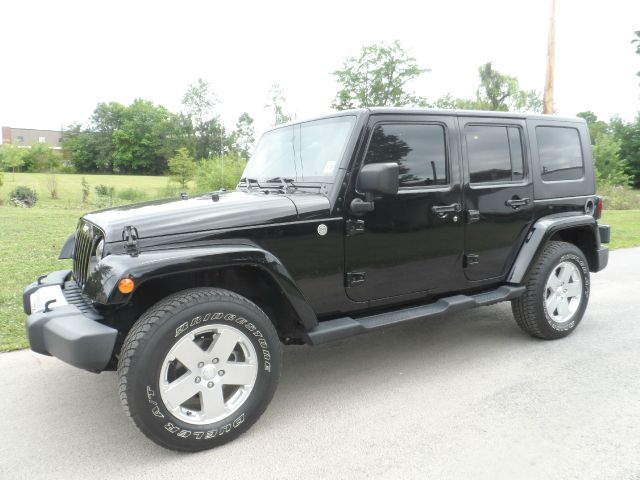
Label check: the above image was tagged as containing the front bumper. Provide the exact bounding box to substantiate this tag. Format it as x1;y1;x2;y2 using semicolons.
23;270;117;372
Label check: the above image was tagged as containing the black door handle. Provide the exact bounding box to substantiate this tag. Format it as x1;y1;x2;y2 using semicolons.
432;203;461;215
505;197;530;209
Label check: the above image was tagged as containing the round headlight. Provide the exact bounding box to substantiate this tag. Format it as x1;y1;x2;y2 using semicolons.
95;239;105;258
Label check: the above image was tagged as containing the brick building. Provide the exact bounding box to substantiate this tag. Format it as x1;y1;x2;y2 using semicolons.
2;126;63;150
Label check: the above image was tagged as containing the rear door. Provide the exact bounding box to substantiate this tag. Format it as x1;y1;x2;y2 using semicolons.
460;117;534;282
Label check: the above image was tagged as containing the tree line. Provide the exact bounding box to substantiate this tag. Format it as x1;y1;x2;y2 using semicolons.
2;36;639;189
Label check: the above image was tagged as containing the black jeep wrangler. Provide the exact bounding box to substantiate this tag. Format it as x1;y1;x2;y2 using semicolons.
24;108;610;451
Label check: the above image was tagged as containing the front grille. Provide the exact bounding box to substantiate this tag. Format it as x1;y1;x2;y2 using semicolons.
72;220;98;287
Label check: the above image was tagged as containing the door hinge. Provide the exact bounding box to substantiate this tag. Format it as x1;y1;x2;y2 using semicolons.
464;254;479;267
346;219;365;236
467;210;480;224
346;272;366;287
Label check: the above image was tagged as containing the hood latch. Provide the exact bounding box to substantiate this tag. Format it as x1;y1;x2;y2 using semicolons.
122;225;140;257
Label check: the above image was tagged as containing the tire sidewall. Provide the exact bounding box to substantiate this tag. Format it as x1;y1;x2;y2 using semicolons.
537;248;590;336
127;294;280;451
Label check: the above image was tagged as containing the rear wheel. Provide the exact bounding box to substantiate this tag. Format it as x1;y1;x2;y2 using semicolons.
117;288;281;451
512;241;590;339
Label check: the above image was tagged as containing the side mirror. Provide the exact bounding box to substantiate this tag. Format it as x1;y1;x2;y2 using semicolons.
357;162;399;195
350;162;399;215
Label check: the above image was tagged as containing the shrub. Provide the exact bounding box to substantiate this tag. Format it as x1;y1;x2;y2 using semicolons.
598;185;640;210
46;174;59;199
81;177;90;203
9;185;38;207
160;181;182;198
95;184;115;198
0;171;3;187
196;154;246;192
94;184;116;207
118;187;148;202
168;148;196;188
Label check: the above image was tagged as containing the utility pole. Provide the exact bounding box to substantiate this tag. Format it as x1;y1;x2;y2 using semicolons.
543;0;556;114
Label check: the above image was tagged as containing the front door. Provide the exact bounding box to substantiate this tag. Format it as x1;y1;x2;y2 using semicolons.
345;114;464;302
459;117;535;282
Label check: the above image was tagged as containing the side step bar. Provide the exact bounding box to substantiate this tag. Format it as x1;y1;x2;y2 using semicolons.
307;285;525;345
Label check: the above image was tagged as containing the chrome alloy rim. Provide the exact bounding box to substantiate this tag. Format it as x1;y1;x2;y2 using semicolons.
159;324;258;425
544;261;583;324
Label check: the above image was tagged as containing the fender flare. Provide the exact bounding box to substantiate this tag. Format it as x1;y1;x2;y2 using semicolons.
508;213;599;283
83;244;318;330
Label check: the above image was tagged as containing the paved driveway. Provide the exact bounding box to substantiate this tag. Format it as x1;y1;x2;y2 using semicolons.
1;248;639;480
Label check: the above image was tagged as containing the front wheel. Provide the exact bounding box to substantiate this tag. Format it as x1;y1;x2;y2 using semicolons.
117;288;281;451
511;241;590;340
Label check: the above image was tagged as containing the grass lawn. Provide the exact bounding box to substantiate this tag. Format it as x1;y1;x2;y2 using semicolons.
0;172;178;209
1;172;639;352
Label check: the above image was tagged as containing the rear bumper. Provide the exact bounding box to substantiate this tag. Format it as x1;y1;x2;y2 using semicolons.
23;270;117;372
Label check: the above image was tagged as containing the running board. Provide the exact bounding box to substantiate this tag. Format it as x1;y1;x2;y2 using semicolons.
307;285;525;344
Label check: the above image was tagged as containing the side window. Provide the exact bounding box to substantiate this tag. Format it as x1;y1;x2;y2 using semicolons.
536;126;584;181
465;125;525;184
365;123;448;187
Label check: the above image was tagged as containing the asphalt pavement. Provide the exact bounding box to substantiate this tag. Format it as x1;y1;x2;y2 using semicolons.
1;247;639;480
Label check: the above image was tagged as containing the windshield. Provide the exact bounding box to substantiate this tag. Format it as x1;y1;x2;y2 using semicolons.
242;115;356;184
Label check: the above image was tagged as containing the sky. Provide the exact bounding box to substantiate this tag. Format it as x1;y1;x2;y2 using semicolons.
1;0;639;138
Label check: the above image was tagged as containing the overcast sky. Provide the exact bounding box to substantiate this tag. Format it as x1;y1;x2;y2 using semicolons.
1;0;638;137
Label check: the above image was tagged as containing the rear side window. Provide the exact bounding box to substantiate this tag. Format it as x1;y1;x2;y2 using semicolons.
365;123;448;187
536;126;584;181
465;125;525;184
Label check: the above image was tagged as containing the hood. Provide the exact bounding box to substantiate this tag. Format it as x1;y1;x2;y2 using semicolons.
83;190;330;243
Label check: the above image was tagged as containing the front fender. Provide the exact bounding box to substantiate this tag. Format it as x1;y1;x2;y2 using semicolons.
83;244;318;330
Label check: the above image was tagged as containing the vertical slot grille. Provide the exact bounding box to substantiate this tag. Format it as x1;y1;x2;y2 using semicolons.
72;221;95;287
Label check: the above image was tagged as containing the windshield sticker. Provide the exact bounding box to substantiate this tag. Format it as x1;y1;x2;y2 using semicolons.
323;161;336;174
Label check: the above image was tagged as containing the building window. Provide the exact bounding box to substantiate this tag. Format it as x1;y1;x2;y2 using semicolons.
38;137;46;144
16;136;24;143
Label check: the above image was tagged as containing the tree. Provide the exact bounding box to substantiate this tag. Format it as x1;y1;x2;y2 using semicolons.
168;148;197;188
592;134;631;186
332;40;429;110
266;83;292;125
475;63;542;112
434;63;542;113
110;99;183;174
182;79;219;160
23;142;62;172
610;115;640;187
233;113;255;159
632;30;640;80
0;143;27;175
576;111;609;144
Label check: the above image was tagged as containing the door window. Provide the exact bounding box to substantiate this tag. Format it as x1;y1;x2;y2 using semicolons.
365;123;448;187
465;125;525;184
536;126;584;181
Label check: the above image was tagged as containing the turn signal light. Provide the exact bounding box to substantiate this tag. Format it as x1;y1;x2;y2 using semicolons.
118;278;135;294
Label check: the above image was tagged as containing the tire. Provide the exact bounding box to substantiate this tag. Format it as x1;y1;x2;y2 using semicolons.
117;287;282;452
511;241;590;340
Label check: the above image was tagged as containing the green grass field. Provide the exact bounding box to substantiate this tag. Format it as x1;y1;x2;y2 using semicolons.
1;173;639;352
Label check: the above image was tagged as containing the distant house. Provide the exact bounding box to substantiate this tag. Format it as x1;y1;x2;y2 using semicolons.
1;126;63;150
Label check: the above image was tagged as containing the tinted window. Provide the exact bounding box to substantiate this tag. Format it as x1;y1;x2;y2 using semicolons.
465;125;525;183
536;126;584;181
366;124;447;187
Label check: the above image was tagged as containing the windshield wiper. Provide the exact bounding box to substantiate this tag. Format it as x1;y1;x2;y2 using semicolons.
264;177;297;192
239;177;261;191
